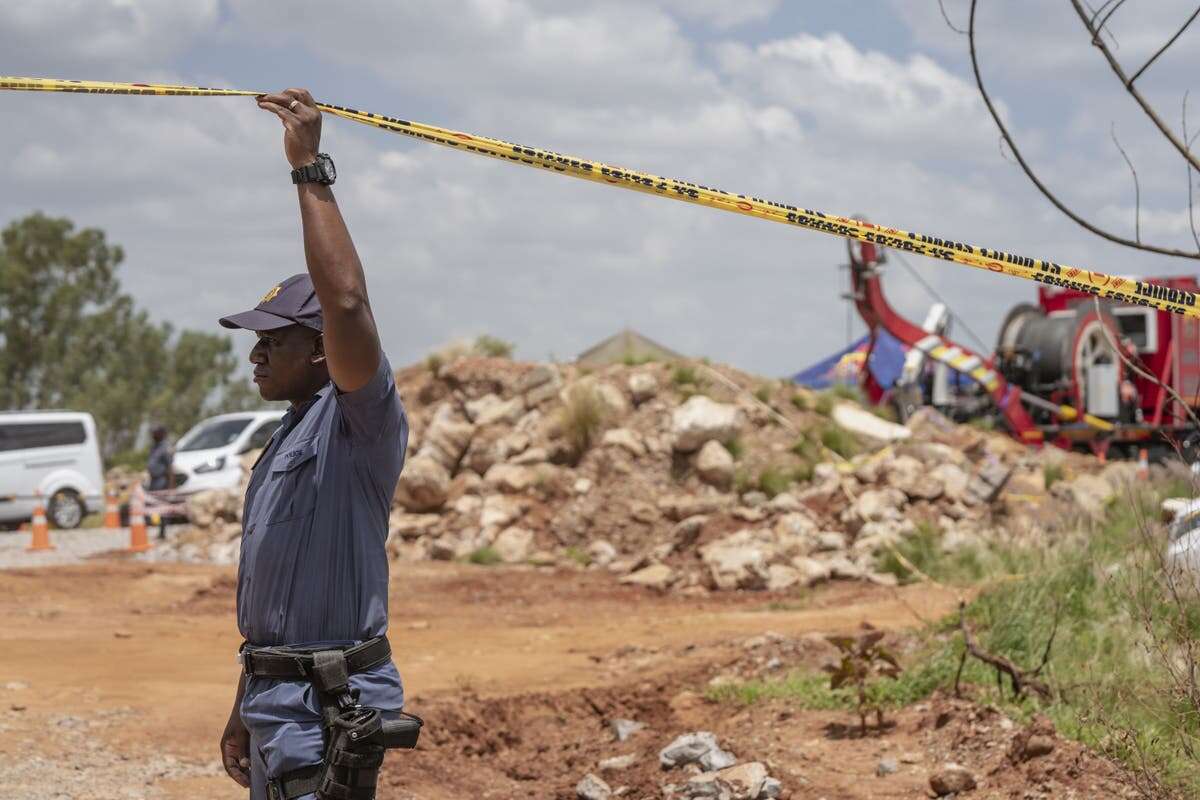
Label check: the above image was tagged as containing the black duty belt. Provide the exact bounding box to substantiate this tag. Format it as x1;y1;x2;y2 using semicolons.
240;636;392;680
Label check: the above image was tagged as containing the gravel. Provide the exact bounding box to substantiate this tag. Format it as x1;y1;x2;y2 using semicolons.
0;527;185;569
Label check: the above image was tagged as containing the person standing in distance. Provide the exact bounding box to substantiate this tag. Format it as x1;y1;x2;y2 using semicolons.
216;87;409;800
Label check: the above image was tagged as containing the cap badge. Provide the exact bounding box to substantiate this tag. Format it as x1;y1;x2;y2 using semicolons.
260;285;282;304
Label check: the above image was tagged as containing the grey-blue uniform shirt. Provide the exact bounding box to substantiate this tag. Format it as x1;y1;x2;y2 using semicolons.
237;357;408;797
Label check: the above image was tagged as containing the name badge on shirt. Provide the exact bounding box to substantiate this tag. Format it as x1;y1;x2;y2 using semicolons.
271;437;318;473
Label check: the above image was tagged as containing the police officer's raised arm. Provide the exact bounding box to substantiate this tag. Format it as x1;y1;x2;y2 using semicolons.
256;88;381;394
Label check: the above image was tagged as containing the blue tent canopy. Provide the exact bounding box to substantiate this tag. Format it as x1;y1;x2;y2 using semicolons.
792;329;974;390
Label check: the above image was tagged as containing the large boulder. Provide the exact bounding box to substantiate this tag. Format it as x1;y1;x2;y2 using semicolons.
575;773;612;800
520;365;563;407
658;494;731;521
832;403;911;442
671;396;744;452
853;488;906;523
602;427;647;457
696;440;734;489
930;462;969;503
886;455;943;501
420;403;475;471
659;732;736;771
394;455;451;512
628;371;658;403
473;395;526;427
965;461;1014;505
619;563;676;591
714;762;768;800
929;763;976;796
493;526;534;563
484;463;539;493
700;529;776;590
480;494;525;532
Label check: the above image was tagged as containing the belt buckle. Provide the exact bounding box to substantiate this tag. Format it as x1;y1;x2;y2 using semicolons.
241;649;255;677
267;779;282;800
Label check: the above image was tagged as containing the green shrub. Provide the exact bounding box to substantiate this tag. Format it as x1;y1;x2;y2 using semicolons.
474;334;514;358
733;468;755;495
757;465;794;498
754;384;772;404
790;392;811;412
424;353;443;375
672;363;702;387
791;460;815;484
467;546;502;566
722;437;745;461
790;436;820;461
813;394;834;416
1043;463;1064;490
820;425;860;459
621;352;656;366
829;383;864;402
559;384;608;462
564;546;591;566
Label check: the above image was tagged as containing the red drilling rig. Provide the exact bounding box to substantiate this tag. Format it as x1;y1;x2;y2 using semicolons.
846;237;1200;461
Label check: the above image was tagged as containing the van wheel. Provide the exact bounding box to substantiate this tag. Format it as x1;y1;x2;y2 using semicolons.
49;490;84;529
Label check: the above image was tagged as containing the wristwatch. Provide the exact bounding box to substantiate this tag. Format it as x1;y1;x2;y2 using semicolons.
291;153;336;186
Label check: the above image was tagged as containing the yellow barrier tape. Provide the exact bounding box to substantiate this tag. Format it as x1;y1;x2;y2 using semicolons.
4;76;1198;320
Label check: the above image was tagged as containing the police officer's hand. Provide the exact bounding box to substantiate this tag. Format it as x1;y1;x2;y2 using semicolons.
220;711;252;788
256;88;322;169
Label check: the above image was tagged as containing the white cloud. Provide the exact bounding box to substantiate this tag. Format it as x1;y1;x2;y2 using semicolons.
714;32;1000;164
4;0;219;70
652;0;781;29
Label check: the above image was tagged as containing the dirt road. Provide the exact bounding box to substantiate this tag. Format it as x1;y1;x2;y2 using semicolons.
0;558;970;799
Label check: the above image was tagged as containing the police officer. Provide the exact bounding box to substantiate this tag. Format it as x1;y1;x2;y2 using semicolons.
217;88;409;800
146;425;173;492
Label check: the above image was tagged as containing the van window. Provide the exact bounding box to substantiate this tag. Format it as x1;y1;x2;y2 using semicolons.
0;421;87;452
178;418;252;452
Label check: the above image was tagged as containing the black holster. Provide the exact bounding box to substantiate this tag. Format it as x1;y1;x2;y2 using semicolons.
246;639;421;800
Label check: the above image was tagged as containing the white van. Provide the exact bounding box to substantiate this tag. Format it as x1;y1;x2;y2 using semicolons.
172;410;284;494
0;411;105;529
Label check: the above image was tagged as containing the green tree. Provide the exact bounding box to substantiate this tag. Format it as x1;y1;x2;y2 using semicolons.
0;212;262;459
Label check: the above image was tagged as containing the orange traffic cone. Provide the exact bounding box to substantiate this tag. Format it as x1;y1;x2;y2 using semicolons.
27;493;54;552
127;484;151;552
103;485;120;528
1137;448;1150;480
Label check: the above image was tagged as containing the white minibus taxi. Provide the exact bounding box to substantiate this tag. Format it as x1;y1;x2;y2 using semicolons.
0;411;104;529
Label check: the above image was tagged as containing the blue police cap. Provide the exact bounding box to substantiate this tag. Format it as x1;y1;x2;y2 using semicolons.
219;273;324;333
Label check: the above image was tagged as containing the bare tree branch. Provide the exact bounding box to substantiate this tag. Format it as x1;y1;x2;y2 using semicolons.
1069;0;1200;174
1110;124;1142;242
1087;0;1120;28
1089;0;1127;47
1096;0;1130;35
968;0;1200;259
938;0;967;34
958;600;1054;700
1184;92;1200;252
1129;5;1200;85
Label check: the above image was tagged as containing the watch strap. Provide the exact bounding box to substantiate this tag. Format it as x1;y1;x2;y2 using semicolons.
291;162;323;185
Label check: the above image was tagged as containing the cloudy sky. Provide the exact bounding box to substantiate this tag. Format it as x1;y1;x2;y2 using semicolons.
4;0;1200;376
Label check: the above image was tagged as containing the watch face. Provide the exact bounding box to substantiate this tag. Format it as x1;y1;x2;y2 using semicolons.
320;155;336;182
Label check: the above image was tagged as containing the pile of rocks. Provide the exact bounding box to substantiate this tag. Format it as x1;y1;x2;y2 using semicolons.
572;729;782;800
383;355;1135;591
162;353;1136;587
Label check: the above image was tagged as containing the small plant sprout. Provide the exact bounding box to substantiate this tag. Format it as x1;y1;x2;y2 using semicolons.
824;624;903;734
